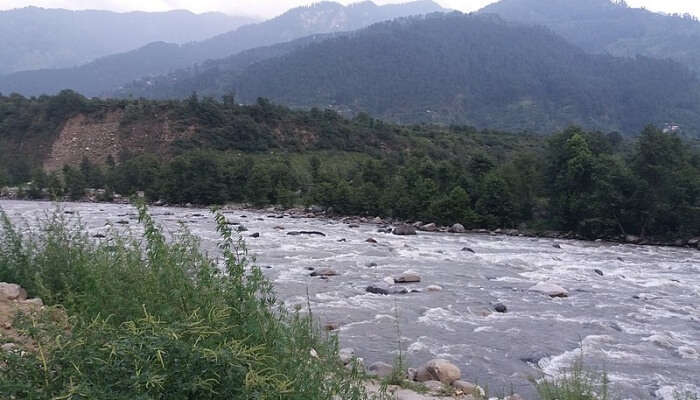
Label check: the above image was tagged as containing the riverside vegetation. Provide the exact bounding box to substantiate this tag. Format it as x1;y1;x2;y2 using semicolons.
1;92;698;242
0;204;370;399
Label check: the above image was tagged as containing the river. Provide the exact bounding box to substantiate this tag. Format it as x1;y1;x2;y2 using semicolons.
1;200;698;400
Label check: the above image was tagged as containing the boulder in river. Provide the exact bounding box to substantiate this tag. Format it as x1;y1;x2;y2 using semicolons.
415;359;461;384
419;223;438;232
493;303;507;313
425;285;443;292
394;273;421;283
594;269;604;276
310;268;338;277
461;247;475;253
529;282;569;298
393;224;417;236
366;284;409;295
448;223;466;233
366;238;378;243
249;232;260;238
287;231;326;237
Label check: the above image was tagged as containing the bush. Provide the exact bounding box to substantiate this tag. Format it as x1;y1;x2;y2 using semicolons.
0;204;369;400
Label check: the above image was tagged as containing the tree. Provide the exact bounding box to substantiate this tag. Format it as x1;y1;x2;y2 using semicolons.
62;165;86;200
475;173;516;228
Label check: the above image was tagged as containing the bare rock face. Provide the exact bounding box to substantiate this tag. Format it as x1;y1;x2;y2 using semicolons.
529;282;569;298
415;359;461;384
0;283;27;301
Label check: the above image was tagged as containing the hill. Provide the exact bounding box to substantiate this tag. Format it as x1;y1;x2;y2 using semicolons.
0;1;446;97
130;13;700;136
480;0;700;74
0;7;256;75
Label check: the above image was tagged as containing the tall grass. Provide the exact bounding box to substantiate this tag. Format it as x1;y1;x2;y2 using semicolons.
0;204;369;399
533;356;611;400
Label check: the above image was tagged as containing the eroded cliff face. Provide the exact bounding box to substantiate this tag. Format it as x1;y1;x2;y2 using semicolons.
43;111;196;171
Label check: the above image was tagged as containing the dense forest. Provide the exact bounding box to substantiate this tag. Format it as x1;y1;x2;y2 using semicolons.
1;92;698;241
117;13;700;136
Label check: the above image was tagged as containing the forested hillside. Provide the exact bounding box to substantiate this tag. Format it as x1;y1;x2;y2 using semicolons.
0;7;255;75
1;92;698;241
117;13;700;136
0;1;445;97
480;0;700;74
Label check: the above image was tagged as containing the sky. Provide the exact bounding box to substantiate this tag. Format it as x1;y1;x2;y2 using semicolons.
0;0;698;19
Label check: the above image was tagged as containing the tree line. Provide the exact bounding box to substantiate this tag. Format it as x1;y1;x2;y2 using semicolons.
10;125;699;240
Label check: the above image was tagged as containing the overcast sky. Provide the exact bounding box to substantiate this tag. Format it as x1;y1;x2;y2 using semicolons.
0;0;698;19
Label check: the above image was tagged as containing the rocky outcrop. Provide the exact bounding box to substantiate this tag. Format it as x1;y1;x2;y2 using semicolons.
0;283;27;301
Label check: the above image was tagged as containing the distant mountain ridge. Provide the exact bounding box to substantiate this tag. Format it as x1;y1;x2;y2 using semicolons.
135;12;700;135
0;0;447;97
0;7;256;75
479;0;700;73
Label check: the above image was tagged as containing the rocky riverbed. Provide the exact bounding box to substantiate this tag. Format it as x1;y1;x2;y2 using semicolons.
1;200;698;400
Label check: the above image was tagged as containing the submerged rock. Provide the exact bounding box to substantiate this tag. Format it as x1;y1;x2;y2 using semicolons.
366;238;378;243
310;268;338;277
461;247;475;253
529;282;569;298
366;285;409;295
287;231;326;237
594;269;604;276
425;285;443;292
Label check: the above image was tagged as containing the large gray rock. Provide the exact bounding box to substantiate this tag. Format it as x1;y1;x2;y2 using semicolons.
393;224;417;236
368;361;394;378
0;283;27;301
419;223;438;232
415;359;461;384
529;282;569;298
366;284;409;295
394;273;421;283
449;223;466;233
310;268;338;277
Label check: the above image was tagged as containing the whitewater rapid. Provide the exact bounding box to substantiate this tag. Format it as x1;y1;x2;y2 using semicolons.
1;200;698;399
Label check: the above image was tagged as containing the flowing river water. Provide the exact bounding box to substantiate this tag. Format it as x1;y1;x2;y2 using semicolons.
1;200;698;400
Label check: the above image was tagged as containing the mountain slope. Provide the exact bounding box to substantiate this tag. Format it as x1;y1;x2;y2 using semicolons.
0;7;256;75
479;0;700;74
0;1;446;97
204;13;700;135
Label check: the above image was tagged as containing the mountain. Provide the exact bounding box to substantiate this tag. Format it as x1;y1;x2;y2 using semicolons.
148;12;700;136
479;0;700;74
0;1;447;97
0;7;256;75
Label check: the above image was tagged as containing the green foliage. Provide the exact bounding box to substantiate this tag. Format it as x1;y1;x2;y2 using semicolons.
0;206;369;400
534;357;611;400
